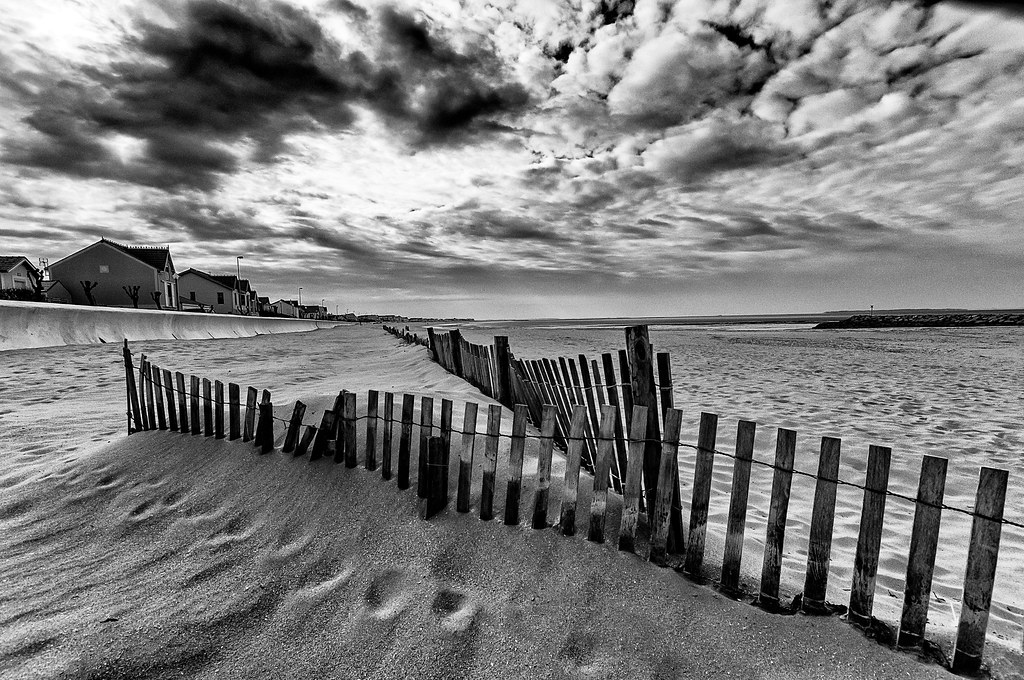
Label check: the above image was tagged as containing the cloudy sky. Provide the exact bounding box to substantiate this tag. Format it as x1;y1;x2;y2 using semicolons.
1;0;1022;318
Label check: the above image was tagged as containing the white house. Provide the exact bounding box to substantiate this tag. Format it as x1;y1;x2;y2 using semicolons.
0;256;41;291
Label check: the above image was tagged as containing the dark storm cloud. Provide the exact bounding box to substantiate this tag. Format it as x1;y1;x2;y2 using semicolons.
4;0;530;189
141;197;269;241
326;0;369;20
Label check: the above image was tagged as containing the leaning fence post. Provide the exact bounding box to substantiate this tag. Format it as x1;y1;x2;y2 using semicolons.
650;408;683;567
161;368;177;432
255;400;274;454
849;445;892;627
214;380;225;439
123;341;142;434
341;391;358;468
152;367;167;430
365;389;379;471
684;412;719;579
587;404;619;544
531;404;558;529
420;436;447;520
228;383;240;440
242;386;257;441
720;420;756;596
558;406;590;536
417;397;434;496
758;428;796;611
479;404;501;521
202;378;214;437
456;402;478;513
952;467;1009;674
382;392;395;480
397;394;415;489
449;329;464;378
144;359;156;430
897;455;947;647
504;404;529;526
283;400;307;454
295;425;316;457
190;376;201;436
493;336;512;407
617;406;649;553
175;372;188;433
440;398;453;503
802;436;843;614
310;407;336;461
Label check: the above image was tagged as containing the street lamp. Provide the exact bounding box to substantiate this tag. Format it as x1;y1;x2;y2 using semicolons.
235;256;244;315
321;298;325;319
298;287;302;316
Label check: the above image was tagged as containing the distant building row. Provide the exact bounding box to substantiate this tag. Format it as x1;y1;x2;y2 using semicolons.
1;238;329;318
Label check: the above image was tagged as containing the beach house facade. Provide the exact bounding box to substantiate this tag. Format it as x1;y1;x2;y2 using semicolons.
0;256;42;293
271;299;300;318
178;269;248;314
48;239;178;309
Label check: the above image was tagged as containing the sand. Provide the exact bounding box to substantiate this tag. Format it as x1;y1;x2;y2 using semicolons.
0;323;1019;678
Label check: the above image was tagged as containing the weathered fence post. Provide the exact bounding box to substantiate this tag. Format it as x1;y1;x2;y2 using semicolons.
295;425;316;457
417;397;434;495
161;368;177;432
363;390;378;471
720;420;756;596
684;412;719;579
897;455;947;647
504;404;529;526
588;404;619;543
144;359;156;430
617;406;649;553
214;380;225;439
228;383;240;440
849;445;892;627
440;398;453;503
802;436;843;614
456;402;478;513
558;406;589;536
202;378;213;437
382;392;395;480
427;327;438;363
532;405;558;529
122;341;142;434
397;394;415;489
650;408;683;567
283;400;306;454
310;403;337;461
152;367;167;430
190;376;201;436
493;336;512;408
480;404;501;521
242;386;257;442
420;436;447;520
342;391;358;468
175;372;189;434
952;467;1009;674
601;353;629;490
449;329;464;378
255;400;274;454
758;428;796;611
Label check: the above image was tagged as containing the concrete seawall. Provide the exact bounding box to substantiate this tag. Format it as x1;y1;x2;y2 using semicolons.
0;301;340;351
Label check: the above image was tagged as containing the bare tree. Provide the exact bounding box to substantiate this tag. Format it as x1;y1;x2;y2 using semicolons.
80;280;98;305
122;285;141;308
151;291;162;310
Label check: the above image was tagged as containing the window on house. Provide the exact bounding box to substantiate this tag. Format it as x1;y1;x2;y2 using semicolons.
217;292;224;304
190;291;196;301
99;265;109;273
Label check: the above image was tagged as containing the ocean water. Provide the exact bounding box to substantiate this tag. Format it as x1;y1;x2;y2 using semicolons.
438;319;1024;648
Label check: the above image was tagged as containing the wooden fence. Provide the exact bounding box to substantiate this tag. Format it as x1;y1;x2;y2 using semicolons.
122;335;1015;675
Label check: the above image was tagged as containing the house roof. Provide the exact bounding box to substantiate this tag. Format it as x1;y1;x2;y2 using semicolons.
49;238;173;272
179;268;235;291
0;256;38;274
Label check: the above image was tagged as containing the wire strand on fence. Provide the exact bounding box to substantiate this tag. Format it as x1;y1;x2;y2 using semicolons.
134;371;1022;531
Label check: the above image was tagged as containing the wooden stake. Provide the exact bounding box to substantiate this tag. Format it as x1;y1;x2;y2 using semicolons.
897;455;947;647
649;408;683;567
137;357;149;430
456;402;478;513
417;396;434;496
531;404;558;529
310;408;336;461
503;404;529;526
420;436;447;520
440;398;453;507
295;424;316;457
256;401;274;454
144;359;156;430
618;406;650;553
953;467;1009;673
493;336;512;407
228;382;240;440
152;366;167;430
397;394;415;489
478;404;501;521
758;428;796;610
341;391;357;467
202;378;213;437
283;400;307;453
162;368;177;432
849;445;892;627
175;372;188;433
190;376;201;436
588;404;619;543
449;329;463;377
684;412;719;579
243;386;257;442
656;352;673;424
382;392;394;480
365;389;379;471
561;358;595;470
802;436;843;614
577;355;603;469
214;380;225;439
122;341;143;434
720;420;756;596
558;406;589;536
601;353;629;493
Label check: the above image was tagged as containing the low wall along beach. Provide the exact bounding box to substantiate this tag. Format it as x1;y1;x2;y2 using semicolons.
0;300;337;350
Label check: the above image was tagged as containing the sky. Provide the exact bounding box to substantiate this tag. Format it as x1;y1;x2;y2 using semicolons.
1;0;1023;319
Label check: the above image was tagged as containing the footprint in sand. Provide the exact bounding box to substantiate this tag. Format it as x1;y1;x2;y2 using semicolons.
431;588;479;633
363;569;411;620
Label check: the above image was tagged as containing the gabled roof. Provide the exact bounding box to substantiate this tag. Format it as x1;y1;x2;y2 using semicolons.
49;238;173;272
0;256;39;274
179;268;235;291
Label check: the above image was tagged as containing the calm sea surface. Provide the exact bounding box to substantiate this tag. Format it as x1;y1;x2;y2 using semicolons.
431;319;1024;647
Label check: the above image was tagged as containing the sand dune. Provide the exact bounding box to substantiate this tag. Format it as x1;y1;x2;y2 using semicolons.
0;300;336;351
